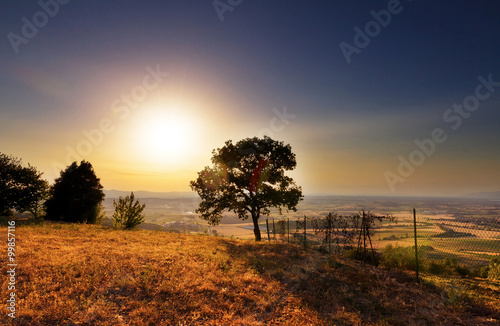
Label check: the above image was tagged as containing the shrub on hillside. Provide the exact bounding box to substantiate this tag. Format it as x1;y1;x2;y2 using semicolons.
471;265;490;278
488;256;500;281
380;244;427;270
112;192;146;230
343;247;381;265
425;258;470;276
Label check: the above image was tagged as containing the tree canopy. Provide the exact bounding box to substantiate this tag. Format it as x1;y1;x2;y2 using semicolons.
190;136;303;241
45;160;105;224
0;153;49;218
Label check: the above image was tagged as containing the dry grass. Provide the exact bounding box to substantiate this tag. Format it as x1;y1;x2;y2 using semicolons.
1;221;499;325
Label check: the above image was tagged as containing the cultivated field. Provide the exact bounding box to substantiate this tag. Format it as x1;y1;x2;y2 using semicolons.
103;196;500;267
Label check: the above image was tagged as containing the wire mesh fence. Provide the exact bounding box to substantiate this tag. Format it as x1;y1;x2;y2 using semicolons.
268;212;394;257
413;211;500;270
265;209;500;276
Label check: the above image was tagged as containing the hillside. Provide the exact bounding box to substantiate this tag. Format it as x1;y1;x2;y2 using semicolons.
1;222;499;325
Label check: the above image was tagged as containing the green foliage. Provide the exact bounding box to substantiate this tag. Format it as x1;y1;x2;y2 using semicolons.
471;265;490;278
381;245;472;277
425;258;470;277
112;192;146;230
488;256;500;281
381;244;427;270
343;247;380;265
426;260;449;275
45;161;105;224
440;284;468;306
94;203;107;225
0;153;49;218
343;248;361;260
190;136;303;241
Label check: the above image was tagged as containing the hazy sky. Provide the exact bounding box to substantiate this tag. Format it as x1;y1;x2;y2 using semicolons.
1;1;500;197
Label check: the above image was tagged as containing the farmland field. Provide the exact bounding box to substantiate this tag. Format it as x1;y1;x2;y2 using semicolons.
103;195;500;266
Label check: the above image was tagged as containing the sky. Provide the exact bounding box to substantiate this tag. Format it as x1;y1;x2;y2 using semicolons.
1;0;500;197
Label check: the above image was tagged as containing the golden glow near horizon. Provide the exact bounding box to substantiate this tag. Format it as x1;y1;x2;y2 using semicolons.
5;91;499;197
88;94;214;192
2;63;499;197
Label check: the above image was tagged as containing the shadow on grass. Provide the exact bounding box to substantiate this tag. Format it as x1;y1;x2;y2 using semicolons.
220;238;500;325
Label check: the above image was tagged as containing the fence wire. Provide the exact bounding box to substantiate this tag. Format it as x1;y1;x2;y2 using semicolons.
414;213;500;269
267;210;500;272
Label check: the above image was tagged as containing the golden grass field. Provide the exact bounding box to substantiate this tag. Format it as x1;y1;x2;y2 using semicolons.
1;221;500;325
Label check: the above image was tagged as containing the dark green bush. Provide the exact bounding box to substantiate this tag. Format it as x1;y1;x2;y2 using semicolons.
488;256;500;281
423;257;471;277
380;244;427;270
343;248;380;265
471;265;490;278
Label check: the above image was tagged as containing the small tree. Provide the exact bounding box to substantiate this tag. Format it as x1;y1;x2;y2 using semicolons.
112;192;145;229
0;153;49;218
45;161;105;223
190;136;303;241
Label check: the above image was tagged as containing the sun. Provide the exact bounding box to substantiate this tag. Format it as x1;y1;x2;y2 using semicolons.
134;107;197;166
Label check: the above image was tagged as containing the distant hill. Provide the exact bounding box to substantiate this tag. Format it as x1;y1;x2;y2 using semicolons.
462;191;500;200
104;189;198;199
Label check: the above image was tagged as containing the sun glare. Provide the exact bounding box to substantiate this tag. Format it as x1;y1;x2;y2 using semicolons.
135;106;197;166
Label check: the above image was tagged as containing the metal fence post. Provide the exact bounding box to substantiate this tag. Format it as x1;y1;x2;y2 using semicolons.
287;218;290;244
413;208;419;282
304;215;307;248
266;218;271;242
362;210;367;256
272;218;276;241
328;216;332;253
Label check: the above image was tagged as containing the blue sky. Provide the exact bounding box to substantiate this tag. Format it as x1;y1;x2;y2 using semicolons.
1;1;500;196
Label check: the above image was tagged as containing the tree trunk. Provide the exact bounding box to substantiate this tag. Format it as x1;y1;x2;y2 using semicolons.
252;213;261;241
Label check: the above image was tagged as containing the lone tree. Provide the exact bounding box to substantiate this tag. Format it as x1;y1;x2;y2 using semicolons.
190;136;303;241
112;192;146;229
45;161;105;224
0;153;49;218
